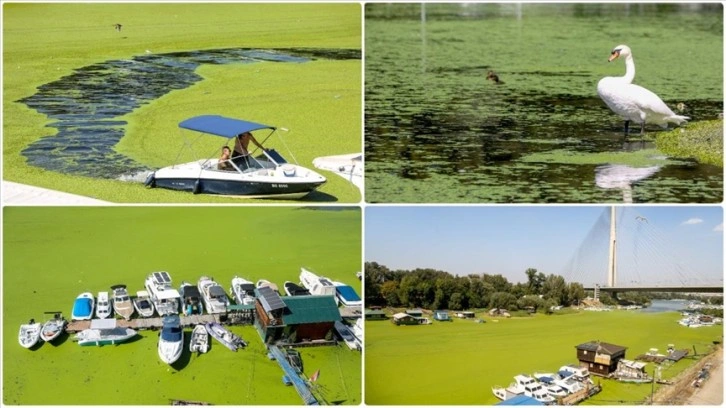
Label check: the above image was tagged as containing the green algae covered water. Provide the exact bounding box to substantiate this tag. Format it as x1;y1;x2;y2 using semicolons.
365;3;723;203
3;207;361;405
365;309;722;405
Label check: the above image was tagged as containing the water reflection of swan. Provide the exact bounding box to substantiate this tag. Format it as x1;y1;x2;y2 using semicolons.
597;44;689;135
595;163;660;203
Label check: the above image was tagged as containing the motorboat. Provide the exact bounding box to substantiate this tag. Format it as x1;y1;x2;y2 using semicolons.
75;319;136;346
133;290;155;318
111;285;134;320
492;384;523;401
334;320;361;351
545;384;568;398
96;291;112;319
40;312;67;343
554;374;585;394
145;115;326;199
333;281;362;307
312;153;363;193
189;324;209;354
285;349;303;373
180;281;204;315
144;271;180;316
230;276;256;305
256;279;279;294
284;281;311;297
205;322;246;351
19;319;42;348
198;276;229;314
504;375;554;404
351;317;363;343
158;315;184;364
299;268;336;297
559;365;591;382
71;292;95;321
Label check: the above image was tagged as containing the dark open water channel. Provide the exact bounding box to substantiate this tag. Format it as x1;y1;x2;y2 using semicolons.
365;4;723;203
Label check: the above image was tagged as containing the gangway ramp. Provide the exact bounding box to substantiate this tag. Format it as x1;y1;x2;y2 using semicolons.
269;345;319;405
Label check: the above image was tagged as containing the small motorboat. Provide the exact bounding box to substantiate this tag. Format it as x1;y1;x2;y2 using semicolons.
299;268;336;296
256;279;279;294
333;281;362;307
40;312;67;343
230;276;256;305
111;284;134;320
71;292;95;321
76;327;138;346
180;281;204;315
189;324;209;354
146;115;326;199
158;315;184;364
19;319;42;348
334;320;361;351
198;276;229;314
312;153;363;193
284;281;311;297
205;322;246;351
351;317;363;344
133;290;155;318
96;291;112;319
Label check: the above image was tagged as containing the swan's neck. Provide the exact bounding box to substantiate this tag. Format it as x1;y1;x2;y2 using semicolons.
622;55;635;83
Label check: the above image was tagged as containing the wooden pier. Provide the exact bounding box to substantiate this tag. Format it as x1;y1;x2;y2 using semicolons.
66;314;223;333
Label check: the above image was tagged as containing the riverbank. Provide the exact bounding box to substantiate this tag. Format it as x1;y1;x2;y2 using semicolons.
652;345;723;405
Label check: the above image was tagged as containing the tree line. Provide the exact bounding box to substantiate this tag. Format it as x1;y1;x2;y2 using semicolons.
365;262;586;312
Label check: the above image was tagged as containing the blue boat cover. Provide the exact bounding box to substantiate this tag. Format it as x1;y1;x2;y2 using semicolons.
73;298;92;317
336;285;361;302
558;370;573;378
178;115;275;138
496;395;544;406
538;376;554;384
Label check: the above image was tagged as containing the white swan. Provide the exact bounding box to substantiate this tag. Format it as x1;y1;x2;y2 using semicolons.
597;44;689;135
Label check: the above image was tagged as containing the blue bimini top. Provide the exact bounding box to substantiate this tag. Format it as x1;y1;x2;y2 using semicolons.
178;115;275;138
336;285;361;302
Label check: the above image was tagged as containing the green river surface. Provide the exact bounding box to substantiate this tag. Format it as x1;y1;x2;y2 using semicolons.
3;207;361;405
365;3;723;203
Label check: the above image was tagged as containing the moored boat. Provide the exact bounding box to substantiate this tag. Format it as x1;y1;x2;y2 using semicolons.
299;267;336;297
133;290;155;318
145;271;181;316
180;281;204;315
158;315;184;364
333;281;362;307
71;292;95;321
19;319;42;348
231;276;256;305
96;291;112;319
190;324;209;354
284;281;311;297
334;320;361;351
205;322;246;351
256;279;279;294
198;276;229;314
75;319;137;346
111;284;134;320
40;312;67;343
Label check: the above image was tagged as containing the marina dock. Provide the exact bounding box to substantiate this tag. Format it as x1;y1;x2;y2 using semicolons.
66;314;223;333
269;345;319;405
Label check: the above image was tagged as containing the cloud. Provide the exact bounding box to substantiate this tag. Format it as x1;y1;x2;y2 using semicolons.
681;218;704;226
713;223;723;232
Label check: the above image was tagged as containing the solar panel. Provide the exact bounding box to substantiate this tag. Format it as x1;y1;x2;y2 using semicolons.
159;271;171;283
258;286;286;312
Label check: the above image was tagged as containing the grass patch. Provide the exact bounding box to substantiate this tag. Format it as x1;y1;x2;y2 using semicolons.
3;3;361;203
656;120;724;167
365;309;721;405
3;206;361;405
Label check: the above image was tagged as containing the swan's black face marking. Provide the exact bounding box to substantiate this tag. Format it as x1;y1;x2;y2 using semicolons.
608;49;621;62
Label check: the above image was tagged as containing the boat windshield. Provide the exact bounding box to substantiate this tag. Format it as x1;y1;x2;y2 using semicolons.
161;326;182;342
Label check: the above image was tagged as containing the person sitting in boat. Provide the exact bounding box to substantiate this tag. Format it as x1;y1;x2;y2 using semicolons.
218;146;233;170
232;131;266;170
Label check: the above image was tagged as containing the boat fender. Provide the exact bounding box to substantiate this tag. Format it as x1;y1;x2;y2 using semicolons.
192;180;201;194
144;172;156;188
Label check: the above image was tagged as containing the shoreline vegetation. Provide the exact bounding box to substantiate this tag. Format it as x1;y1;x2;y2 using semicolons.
655;119;724;167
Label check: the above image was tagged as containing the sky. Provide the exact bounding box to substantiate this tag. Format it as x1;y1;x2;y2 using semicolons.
365;206;723;285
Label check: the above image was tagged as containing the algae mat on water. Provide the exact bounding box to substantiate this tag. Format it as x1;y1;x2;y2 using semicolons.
365;310;722;405
3;207;361;405
3;3;361;203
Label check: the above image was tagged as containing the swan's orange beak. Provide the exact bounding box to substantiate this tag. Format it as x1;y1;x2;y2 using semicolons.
608;50;620;62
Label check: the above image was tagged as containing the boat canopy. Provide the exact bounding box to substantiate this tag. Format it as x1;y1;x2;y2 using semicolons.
73;298;92;316
336;285;361;302
179;115;275;138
